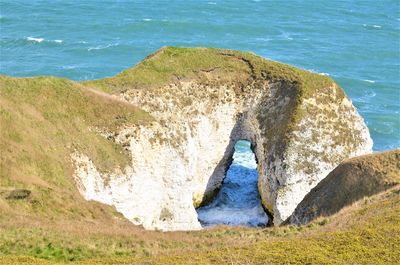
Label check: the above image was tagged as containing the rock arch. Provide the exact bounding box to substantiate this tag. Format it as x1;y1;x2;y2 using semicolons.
72;47;373;230
197;139;269;227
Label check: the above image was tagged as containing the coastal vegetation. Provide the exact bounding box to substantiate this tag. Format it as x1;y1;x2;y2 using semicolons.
0;47;337;224
85;47;333;96
0;47;397;264
1;187;399;264
0;75;151;223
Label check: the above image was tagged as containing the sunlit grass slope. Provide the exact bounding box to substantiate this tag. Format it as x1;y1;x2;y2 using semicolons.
1;187;398;264
0;47;396;264
0;75;151;221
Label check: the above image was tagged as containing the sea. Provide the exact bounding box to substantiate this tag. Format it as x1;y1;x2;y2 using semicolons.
197;140;269;227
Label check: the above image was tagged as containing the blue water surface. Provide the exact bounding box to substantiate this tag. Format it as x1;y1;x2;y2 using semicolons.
1;0;399;150
197;140;268;227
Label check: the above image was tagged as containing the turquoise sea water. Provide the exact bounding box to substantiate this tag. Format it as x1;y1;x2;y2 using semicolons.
197;140;268;227
1;0;399;151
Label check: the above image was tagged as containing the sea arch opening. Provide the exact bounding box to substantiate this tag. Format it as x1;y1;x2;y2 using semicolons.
196;140;269;227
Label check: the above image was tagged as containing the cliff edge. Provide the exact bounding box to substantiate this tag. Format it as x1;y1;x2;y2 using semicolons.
0;47;373;230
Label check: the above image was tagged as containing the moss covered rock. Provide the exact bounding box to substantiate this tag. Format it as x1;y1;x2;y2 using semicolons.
285;149;400;225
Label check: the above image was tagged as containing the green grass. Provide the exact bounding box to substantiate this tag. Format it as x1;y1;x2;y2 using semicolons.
0;76;152;219
85;47;333;97
0;187;398;264
1;47;392;264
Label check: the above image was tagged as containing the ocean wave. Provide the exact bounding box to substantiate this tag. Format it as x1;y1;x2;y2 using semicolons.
366;90;377;98
363;24;382;29
278;32;294;41
87;43;119;51
62;65;78;70
254;37;271;42
196;140;268;227
197;206;268;227
26;37;63;44
354;89;377;103
27;37;44;43
363;79;375;83
143;18;152;21
306;69;330;76
372;123;394;135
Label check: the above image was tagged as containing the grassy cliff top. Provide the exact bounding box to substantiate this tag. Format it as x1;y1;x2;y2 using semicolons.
85;46;334;98
0;76;152;222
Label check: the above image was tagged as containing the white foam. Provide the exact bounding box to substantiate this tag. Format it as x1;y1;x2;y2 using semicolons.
198;206;267;227
27;37;44;43
62;65;77;70
143;18;152;21
255;37;271;42
196;140;268;227
27;37;63;44
307;69;331;77
363;24;382;29
88;43;118;51
363;79;375;83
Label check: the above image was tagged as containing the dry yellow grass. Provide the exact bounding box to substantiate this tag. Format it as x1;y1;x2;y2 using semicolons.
1;187;399;264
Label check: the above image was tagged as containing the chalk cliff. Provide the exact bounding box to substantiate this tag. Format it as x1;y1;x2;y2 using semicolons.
71;47;372;230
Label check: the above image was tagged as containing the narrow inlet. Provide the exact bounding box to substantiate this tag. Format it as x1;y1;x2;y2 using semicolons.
197;140;269;227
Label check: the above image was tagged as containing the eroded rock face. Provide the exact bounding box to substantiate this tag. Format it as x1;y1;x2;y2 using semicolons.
260;83;373;224
71;47;373;230
285;150;400;225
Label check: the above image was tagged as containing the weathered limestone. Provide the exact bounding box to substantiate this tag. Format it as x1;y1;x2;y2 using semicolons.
285;150;400;225
71;47;373;230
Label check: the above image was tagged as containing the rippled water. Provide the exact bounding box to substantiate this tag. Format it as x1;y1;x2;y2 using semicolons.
197;140;268;227
0;1;399;150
